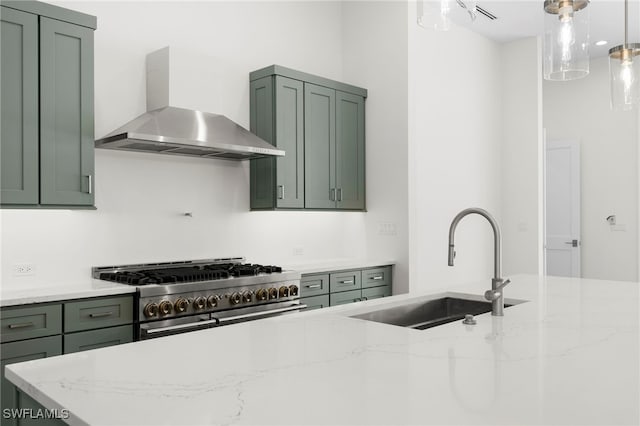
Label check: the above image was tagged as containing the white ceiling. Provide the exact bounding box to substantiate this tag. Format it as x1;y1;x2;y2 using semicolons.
445;0;640;58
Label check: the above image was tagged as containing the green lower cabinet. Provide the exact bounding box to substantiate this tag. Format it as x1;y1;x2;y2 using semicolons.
330;289;363;306
1;304;62;343
300;274;329;297
1;336;62;426
362;266;392;289
64;296;133;333
362;285;392;301
300;295;330;311
329;270;362;293
64;325;132;354
15;392;66;426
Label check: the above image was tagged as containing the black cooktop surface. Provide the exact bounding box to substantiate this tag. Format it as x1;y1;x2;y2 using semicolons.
99;263;282;286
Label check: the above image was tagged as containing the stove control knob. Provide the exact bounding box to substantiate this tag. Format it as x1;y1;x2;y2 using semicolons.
159;300;173;316
230;292;242;305
174;298;189;313
193;297;206;310
279;286;290;298
207;295;221;308
242;291;253;303
143;303;159;318
268;288;278;300
288;285;299;297
256;289;268;301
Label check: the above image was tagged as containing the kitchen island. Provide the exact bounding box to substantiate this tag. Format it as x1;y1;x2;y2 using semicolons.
5;274;639;425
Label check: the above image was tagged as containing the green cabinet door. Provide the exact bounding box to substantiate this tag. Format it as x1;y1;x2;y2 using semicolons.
39;16;94;206
336;91;365;210
0;7;39;205
304;83;336;209
250;76;276;209
274;76;304;208
1;336;62;426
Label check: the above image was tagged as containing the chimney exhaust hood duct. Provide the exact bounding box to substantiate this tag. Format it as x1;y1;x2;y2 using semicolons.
95;47;284;160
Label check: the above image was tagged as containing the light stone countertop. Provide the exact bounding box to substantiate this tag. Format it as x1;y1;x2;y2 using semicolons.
282;258;395;275
0;280;136;307
5;274;640;425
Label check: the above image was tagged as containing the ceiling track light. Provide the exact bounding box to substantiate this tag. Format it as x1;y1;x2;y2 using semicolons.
543;0;591;81
416;0;478;31
609;0;640;110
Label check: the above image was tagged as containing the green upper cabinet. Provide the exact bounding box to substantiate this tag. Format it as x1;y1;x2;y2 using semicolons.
304;83;336;209
335;91;365;210
249;65;367;211
250;75;304;209
0;2;96;208
1;7;39;205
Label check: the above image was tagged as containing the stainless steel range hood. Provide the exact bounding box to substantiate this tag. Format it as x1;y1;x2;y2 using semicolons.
95;47;284;160
95;106;284;160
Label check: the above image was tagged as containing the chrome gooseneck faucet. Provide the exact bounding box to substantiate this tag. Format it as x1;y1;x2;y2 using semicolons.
448;208;511;316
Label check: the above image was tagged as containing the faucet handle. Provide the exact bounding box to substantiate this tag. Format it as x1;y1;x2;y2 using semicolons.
497;278;511;290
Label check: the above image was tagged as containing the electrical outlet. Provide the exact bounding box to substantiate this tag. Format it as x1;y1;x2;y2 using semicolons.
293;247;304;256
378;222;397;236
13;263;36;276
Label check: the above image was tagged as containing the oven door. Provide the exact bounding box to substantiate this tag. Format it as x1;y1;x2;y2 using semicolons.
213;301;306;326
139;314;216;340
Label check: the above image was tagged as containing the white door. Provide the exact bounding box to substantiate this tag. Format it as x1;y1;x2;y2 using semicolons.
545;140;581;277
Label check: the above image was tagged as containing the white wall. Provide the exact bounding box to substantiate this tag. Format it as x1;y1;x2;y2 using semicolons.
408;4;503;293
341;1;410;294
1;1;375;286
500;37;543;277
543;57;639;282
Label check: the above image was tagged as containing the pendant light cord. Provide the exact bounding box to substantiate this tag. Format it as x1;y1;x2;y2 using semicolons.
625;0;628;46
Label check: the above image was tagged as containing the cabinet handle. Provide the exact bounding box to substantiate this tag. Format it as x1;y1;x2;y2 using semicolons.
89;311;113;318
362;297;368;301
306;284;321;289
87;175;93;194
330;188;336;201
340;280;354;285
371;276;384;281
337;188;342;202
277;185;285;200
8;322;34;329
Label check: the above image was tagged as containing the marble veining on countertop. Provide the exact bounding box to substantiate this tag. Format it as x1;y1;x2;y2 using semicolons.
0;279;136;307
5;274;639;425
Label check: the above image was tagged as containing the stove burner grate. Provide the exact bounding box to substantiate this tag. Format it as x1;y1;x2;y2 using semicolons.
99;263;283;285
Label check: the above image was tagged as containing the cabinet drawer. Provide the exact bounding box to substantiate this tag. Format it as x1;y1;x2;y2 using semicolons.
362;285;392;301
362;266;392;289
329;270;361;293
64;325;133;354
0;304;62;343
64;296;133;332
300;274;329;297
300;295;330;311
330;289;362;306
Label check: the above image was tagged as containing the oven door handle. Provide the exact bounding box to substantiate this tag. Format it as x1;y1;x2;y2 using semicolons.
214;304;306;324
142;318;219;336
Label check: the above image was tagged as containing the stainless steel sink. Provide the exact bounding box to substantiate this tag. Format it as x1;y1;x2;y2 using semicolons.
350;296;516;330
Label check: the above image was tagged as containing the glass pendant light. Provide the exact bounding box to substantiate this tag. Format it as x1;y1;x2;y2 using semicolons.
609;0;640;110
543;0;590;81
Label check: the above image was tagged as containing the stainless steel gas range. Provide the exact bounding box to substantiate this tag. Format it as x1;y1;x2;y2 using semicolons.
93;258;303;340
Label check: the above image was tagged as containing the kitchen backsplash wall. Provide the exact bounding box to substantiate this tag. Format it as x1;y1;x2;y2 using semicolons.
1;1;373;286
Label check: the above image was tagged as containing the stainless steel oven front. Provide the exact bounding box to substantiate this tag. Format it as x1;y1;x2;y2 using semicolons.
139;301;305;340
